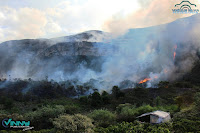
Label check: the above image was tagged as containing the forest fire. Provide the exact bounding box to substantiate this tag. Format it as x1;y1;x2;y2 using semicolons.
173;45;177;60
139;45;178;85
139;76;158;84
139;78;151;84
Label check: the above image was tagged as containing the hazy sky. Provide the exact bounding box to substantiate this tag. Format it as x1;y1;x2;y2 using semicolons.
0;0;199;42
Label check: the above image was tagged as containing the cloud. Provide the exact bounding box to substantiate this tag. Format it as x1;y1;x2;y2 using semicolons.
103;0;200;36
1;0;199;42
0;0;140;42
0;7;47;42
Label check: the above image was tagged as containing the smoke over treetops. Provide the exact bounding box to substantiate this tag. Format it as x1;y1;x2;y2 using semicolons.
0;14;200;91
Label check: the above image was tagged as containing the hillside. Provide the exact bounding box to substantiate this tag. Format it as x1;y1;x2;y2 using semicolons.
0;14;199;90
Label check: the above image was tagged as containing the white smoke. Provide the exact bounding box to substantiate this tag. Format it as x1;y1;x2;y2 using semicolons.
0;14;200;91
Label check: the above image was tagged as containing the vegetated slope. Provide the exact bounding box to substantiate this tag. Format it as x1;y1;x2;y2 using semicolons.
0;14;200;91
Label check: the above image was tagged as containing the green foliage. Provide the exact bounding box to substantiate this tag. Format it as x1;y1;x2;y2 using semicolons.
79;96;88;104
95;121;172;133
90;91;102;107
53;114;94;132
89;109;116;127
0;96;14;110
194;92;200;110
0;110;7;114
53;114;77;131
0;113;24;121
118;104;157;122
25;105;65;129
175;91;195;109
153;96;162;106
173;118;200;133
116;103;133;114
26;105;65;120
172;100;200;133
64;104;81;114
0;83;199;132
117;104;178;122
157;105;179;114
0;129;54;133
118;105;137;122
136;105;156;115
112;86;124;99
101;91;111;104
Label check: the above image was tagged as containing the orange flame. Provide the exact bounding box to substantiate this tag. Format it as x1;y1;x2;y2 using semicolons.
139;75;159;84
173;52;176;60
173;45;177;60
139;78;151;84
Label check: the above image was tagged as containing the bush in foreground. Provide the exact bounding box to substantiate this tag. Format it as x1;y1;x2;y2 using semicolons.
53;114;94;132
95;121;171;133
89;109;116;127
25;105;65;129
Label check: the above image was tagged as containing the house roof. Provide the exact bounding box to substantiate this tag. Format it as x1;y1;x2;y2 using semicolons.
137;110;170;118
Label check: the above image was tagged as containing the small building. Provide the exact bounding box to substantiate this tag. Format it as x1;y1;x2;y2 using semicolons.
136;110;171;124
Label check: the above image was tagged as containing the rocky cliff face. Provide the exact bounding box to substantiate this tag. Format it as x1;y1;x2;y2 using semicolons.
0;30;114;80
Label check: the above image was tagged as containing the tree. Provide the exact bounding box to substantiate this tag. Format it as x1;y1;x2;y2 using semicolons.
79;96;88;104
101;91;111;104
90;92;102;107
153;96;162;106
112;86;124;99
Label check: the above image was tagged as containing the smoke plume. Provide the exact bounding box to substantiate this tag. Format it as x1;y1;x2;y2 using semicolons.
0;13;200;91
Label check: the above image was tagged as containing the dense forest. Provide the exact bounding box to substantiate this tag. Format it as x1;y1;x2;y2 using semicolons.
0;62;200;133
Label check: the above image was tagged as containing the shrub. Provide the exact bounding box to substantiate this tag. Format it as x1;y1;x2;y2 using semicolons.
53;114;94;132
136;105;156;115
0;113;24;121
173;118;200;133
26;105;65;120
0;129;55;133
194;92;200;110
116;103;133;114
73;114;94;131
95;121;172;133
117;104;157;122
157;105;179;114
64;104;81;114
118;106;137;122
53;114;77;131
89;109;116;127
25;105;65;129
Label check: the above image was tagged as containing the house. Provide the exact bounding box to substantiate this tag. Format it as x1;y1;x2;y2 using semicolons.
136;110;171;124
